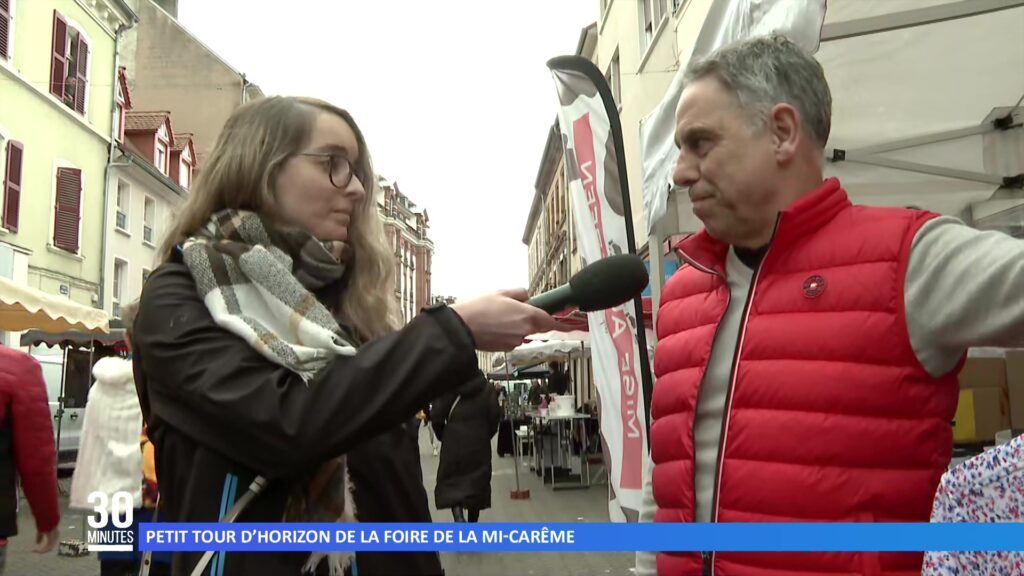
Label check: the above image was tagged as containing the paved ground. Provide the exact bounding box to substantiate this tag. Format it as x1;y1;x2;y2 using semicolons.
421;428;634;576
5;430;635;575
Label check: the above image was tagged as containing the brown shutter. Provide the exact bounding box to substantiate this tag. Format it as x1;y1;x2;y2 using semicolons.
50;11;67;99
2;140;22;232
0;0;11;61
74;35;88;114
53;167;81;252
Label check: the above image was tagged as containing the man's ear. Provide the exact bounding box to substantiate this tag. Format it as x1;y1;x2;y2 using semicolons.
768;103;801;162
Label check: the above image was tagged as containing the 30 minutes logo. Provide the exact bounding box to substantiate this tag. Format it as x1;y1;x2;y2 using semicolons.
86;491;136;551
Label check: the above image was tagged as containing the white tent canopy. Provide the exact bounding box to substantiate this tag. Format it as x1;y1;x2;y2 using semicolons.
506;338;590;368
507;328;657;368
0;277;109;333
820;0;1024;222
646;0;1024;326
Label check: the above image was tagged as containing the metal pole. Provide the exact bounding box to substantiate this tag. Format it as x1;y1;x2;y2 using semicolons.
508;352;529;500
54;347;67;470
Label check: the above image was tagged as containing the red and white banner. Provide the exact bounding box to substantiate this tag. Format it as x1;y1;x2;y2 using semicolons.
548;57;652;522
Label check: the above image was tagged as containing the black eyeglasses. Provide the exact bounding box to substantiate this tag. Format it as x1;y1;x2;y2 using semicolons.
294;152;359;189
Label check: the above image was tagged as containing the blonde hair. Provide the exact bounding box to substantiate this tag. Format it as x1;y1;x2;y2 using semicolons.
159;96;399;339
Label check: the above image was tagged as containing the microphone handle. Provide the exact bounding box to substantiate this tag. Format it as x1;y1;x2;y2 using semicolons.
525;284;574;314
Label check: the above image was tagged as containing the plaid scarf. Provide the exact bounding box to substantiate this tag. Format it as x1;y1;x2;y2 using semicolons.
183;209;357;575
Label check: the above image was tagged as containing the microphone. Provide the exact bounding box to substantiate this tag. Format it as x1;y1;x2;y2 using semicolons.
527;254;649;314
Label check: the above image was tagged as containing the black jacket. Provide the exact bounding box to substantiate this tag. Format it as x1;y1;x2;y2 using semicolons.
132;258;479;576
430;375;501;511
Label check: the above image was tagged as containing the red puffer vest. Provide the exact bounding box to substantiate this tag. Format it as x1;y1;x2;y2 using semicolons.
651;179;961;575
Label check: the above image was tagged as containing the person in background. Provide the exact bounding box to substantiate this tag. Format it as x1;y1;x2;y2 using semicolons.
0;346;60;574
546;362;571;396
132;96;558;576
418;403;438;456
431;371;502;522
527;380;546;407
70;303;149;576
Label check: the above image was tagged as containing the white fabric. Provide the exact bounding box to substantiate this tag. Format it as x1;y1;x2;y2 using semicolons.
69;356;143;510
639;0;827;234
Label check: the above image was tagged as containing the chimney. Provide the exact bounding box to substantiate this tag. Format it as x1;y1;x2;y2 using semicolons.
152;0;178;18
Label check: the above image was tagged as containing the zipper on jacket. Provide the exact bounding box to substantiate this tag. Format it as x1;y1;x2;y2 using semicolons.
706;215;782;575
675;250;729;567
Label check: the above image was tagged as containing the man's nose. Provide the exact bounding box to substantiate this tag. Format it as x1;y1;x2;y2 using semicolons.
672;150;699;189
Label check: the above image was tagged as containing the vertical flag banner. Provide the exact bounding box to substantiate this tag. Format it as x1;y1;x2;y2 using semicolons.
547;56;654;522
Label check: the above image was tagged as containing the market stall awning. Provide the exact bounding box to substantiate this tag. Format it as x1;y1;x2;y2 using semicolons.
20;328;126;350
0;277;109;333
553;296;654;332
487;363;551;381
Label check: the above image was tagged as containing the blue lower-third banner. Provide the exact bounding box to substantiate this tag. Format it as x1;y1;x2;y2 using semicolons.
138;523;1024;553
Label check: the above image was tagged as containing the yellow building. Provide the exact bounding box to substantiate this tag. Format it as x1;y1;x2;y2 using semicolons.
0;0;136;317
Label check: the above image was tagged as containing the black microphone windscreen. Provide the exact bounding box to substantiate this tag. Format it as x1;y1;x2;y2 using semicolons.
569;254;649;312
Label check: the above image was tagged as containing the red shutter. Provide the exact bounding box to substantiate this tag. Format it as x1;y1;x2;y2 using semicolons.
2;140;22;232
50;11;67;99
115;101;125;141
0;0;11;60
74;36;88;114
53;167;81;253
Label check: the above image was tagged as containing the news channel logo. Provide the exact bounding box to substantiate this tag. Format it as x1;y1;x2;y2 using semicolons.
85;490;136;552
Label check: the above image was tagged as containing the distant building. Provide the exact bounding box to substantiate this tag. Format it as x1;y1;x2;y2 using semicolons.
376;177;433;324
104;70;191;318
0;0;137;335
119;0;263;165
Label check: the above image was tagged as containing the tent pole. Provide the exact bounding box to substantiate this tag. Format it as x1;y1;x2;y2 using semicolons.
54;346;67;471
508;351;529;500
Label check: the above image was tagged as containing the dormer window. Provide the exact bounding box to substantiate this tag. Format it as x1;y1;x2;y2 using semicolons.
178;140;193;189
155;124;169;175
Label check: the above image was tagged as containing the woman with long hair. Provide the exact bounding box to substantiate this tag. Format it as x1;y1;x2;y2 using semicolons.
131;96;557;575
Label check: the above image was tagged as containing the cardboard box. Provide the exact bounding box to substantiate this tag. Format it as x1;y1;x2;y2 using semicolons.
952;387;1010;444
958;357;1007;389
1005;351;1024;430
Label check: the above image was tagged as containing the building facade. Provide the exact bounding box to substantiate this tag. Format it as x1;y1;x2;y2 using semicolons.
0;0;136;334
104;73;191;318
596;0;708;245
119;0;262;164
377;177;433;325
521;24;597;405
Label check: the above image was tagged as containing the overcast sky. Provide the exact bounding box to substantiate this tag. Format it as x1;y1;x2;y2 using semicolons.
177;1;597;300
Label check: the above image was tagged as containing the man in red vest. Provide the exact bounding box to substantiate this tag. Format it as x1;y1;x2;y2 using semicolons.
637;34;1024;576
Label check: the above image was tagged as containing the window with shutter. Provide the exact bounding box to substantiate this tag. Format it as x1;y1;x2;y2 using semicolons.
74;35;88;114
2;140;22;232
62;28;79;110
53;167;82;253
50;11;66;99
0;0;11;61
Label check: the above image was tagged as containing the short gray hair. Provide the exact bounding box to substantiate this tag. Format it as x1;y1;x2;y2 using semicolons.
684;34;832;146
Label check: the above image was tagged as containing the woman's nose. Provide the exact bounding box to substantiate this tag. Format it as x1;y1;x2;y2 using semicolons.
345;174;366;200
